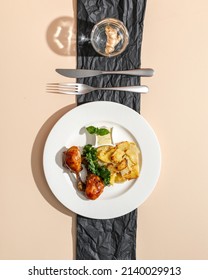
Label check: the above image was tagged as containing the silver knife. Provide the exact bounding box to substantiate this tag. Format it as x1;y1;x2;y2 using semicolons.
55;68;154;78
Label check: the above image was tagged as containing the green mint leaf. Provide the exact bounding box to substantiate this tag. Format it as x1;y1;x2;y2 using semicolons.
86;126;97;134
86;126;110;136
97;128;110;136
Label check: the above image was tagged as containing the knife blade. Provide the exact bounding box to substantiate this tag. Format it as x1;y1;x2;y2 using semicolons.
55;68;154;78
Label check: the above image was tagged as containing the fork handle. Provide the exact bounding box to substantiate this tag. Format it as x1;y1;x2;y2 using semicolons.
98;85;148;93
103;68;154;77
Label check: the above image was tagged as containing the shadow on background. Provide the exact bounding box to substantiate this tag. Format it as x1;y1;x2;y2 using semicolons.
46;16;77;56
46;0;78;56
31;103;77;259
45;15;98;58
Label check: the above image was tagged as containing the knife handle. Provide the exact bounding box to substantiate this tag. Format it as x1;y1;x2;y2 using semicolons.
98;85;149;93
104;68;154;77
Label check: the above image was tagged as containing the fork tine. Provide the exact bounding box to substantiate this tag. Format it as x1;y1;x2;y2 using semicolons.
46;83;77;92
46;82;81;95
46;86;77;91
47;82;79;85
46;87;77;91
47;83;80;87
47;84;78;89
47;87;77;91
46;89;80;95
46;82;92;95
59;83;80;86
59;85;78;89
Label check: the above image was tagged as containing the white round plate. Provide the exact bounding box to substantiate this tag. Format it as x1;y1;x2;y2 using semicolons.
43;101;161;219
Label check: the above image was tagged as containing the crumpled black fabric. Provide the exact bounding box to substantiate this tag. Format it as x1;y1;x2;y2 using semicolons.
76;0;147;260
76;210;137;260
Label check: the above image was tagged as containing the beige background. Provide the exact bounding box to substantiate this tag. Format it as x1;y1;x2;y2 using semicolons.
0;0;208;259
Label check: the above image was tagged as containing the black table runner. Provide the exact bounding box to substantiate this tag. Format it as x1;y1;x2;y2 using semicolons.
76;0;147;260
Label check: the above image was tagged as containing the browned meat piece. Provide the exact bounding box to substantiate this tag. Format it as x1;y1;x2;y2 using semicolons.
63;146;82;173
63;146;85;191
85;174;104;200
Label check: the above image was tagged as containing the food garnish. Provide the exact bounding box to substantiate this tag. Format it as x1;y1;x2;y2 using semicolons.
82;144;110;186
86;126;110;136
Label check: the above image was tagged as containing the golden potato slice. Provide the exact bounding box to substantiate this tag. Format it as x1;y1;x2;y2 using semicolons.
116;141;130;151
106;163;118;185
109;172;117;185
107;163;118;174
97;146;109;159
114;173;127;183
126;157;135;169
111;148;125;163
97;141;140;185
104;147;116;162
120;166;131;176
116;158;127;171
124;165;139;179
126;143;139;164
97;145;110;154
97;146;115;163
129;142;139;152
126;151;138;165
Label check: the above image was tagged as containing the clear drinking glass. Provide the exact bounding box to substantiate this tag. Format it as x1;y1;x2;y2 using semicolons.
90;18;129;57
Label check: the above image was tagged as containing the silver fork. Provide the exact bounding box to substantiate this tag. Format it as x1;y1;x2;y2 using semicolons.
47;83;148;95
